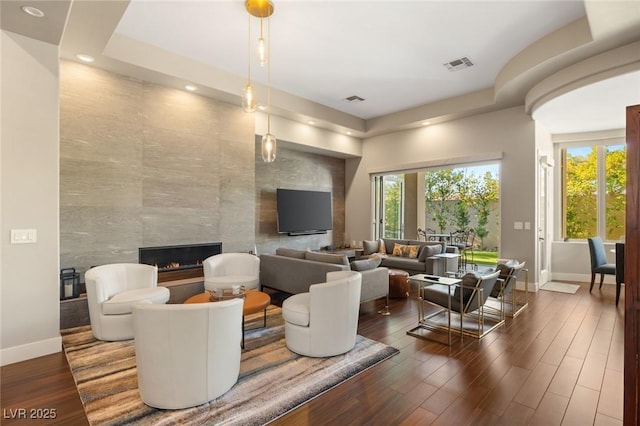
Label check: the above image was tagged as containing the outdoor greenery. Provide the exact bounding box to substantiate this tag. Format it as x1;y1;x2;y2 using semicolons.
471;250;499;266
424;167;499;250
564;145;626;240
383;177;403;238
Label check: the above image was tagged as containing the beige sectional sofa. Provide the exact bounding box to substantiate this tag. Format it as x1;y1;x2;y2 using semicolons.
259;248;389;305
362;238;459;276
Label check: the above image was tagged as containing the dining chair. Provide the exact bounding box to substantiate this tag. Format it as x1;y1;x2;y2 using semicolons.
615;242;624;306
587;237;616;293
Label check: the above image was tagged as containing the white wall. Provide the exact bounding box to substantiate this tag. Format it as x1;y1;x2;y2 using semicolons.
551;240;617;284
1;31;61;365
345;106;539;286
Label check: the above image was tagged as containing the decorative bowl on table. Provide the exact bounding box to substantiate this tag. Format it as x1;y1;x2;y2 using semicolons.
207;285;246;302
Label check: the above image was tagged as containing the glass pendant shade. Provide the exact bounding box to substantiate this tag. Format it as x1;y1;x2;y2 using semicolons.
258;36;266;66
242;83;258;113
261;133;277;162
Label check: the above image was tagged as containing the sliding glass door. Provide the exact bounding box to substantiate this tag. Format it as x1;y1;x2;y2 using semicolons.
373;174;405;239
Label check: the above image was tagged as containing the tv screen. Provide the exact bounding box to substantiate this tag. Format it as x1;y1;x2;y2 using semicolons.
277;189;333;235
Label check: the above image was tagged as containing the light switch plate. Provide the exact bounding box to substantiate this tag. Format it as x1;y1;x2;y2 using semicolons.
514;221;523;230
524;222;531;230
10;229;37;244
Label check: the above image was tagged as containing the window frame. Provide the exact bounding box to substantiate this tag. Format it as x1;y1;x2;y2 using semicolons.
556;136;626;242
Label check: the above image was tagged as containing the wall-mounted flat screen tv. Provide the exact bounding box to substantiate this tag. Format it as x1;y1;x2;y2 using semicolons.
277;189;333;235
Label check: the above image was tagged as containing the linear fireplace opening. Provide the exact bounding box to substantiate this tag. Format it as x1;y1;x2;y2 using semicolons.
139;242;222;281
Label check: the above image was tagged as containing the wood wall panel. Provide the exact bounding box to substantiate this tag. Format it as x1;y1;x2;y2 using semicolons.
624;104;640;426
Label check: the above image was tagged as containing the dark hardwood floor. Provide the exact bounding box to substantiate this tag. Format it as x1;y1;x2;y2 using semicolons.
1;281;623;425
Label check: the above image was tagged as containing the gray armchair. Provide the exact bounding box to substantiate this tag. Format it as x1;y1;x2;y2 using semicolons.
421;270;503;342
490;261;528;318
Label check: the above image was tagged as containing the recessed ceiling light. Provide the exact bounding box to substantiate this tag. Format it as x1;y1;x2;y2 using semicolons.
184;84;197;92
346;131;352;135
308;121;315;125
75;54;95;63
422;121;431;126
21;5;44;18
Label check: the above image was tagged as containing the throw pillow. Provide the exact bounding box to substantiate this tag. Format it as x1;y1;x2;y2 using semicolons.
377;239;386;254
418;244;441;262
350;256;382;272
362;240;379;256
392;243;419;258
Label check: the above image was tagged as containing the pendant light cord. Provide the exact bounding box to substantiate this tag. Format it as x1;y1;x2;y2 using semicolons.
267;15;271;133
247;14;252;84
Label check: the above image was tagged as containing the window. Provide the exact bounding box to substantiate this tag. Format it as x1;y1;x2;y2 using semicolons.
423;164;500;251
561;143;626;241
371;163;501;265
373;175;404;239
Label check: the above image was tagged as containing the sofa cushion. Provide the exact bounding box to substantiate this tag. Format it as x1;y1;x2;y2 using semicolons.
282;293;310;326
102;287;169;315
350;256;382;272
276;247;307;259
305;251;349;266
381;256;424;271
392;243;419;259
418;244;441;262
362;240;380;256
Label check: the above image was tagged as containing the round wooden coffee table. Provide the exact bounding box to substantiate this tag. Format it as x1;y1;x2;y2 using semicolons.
184;289;270;314
184;290;271;348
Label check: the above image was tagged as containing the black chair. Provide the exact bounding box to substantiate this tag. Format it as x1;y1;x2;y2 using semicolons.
450;229;476;271
587;237;616;293
417;228;437;241
615;242;624;306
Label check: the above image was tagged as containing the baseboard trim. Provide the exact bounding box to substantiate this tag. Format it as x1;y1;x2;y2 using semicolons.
551;272;616;285
1;336;62;366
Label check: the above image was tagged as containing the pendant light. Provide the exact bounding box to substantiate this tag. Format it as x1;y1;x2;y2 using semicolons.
242;14;258;113
245;0;276;163
261;14;276;163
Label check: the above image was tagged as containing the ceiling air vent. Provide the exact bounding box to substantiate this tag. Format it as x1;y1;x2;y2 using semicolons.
444;57;474;71
344;95;365;102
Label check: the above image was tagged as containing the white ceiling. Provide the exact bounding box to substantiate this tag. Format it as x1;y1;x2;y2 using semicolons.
2;0;640;136
114;0;586;120
533;69;640;134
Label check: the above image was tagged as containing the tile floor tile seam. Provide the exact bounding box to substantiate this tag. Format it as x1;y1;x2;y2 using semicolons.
593;368;623;422
512;360;560;410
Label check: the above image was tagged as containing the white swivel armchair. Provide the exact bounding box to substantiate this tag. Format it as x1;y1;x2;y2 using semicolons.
84;263;169;341
203;253;260;292
133;299;243;409
282;270;362;357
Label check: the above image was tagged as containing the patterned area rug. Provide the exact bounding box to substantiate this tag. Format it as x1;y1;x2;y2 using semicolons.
62;306;398;425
